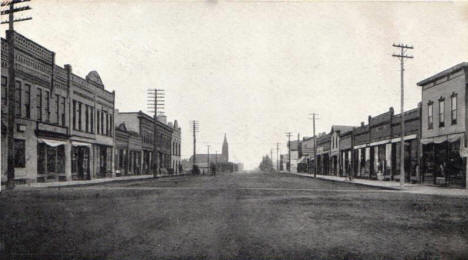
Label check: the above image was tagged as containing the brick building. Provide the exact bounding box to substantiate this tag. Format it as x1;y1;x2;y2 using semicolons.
351;106;421;182
1;32;115;183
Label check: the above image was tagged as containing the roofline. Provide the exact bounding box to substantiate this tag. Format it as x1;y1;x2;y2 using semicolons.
417;62;468;86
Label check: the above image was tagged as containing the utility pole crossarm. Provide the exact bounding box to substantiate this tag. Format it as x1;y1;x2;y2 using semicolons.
1;17;31;24
1;0;31;6
392;54;414;59
0;5;31;15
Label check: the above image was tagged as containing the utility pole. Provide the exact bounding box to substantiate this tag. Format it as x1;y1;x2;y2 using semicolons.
207;145;210;174
147;88;165;176
392;43;413;187
270;148;273;170
276;142;280;171
1;0;32;190
191;120;199;171
309;113;319;178
285;132;292;172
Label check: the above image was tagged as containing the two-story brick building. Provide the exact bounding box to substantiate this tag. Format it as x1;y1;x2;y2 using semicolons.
1;32;115;183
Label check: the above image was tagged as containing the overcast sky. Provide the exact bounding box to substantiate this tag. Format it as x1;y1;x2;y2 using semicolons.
7;0;468;169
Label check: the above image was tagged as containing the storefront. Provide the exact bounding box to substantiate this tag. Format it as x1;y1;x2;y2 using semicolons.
71;141;91;180
421;134;466;187
142;150;152;175
37;138;67;182
95;144;113;178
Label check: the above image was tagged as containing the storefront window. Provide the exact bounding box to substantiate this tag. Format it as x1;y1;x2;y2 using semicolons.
40;144;66;174
47;147;56;173
38;143;47;174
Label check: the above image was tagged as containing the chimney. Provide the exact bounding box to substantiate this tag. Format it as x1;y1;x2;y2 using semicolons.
361;122;364;127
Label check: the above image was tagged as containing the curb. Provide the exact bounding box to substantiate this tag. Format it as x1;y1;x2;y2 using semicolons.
2;174;192;190
284;172;402;190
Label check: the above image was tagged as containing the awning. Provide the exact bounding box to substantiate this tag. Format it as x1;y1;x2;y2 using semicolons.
297;156;307;164
72;141;92;147
38;138;66;147
448;133;464;143
421;133;464;145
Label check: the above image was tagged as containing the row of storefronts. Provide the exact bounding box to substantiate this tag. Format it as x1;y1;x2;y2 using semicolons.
294;62;468;188
1;31;182;184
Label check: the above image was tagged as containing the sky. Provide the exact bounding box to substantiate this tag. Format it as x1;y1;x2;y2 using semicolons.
5;0;468;170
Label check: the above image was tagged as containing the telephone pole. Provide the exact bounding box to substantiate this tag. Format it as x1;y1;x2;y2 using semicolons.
285;132;292;172
392;43;413;187
270;149;273;170
207;145;210;173
276;142;280;171
309;113;319;178
1;0;32;190
147;88;165;175
191;120;199;171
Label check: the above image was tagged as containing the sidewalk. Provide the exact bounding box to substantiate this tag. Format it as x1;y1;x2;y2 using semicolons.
2;173;189;190
286;172;468;197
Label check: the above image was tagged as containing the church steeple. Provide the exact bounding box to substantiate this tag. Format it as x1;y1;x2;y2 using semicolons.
222;133;229;162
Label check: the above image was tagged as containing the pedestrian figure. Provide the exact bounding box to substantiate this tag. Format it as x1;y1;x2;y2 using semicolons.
347;164;353;181
439;162;446;185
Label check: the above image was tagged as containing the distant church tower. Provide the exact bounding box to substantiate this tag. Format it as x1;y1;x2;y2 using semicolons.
222;133;229;162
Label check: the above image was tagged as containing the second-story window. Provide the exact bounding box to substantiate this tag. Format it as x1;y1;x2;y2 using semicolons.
439;97;445;128
37;88;42;122
101;110;104;134
97;110;100;134
15;81;21;117
45;90;50;122
78;102;82;131
451;93;457;125
61;97;66;127
24;84;30;119
85;105;89;132
428;101;433;130
90;107;94;133
72;100;76;130
55;94;60;124
105;112;109;136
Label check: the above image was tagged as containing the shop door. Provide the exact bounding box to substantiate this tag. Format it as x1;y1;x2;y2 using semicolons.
77;147;90;180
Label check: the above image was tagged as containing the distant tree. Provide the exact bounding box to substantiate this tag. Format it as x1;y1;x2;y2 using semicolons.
259;155;274;172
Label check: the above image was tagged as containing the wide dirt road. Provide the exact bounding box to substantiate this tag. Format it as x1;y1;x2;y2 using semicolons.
1;171;468;259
